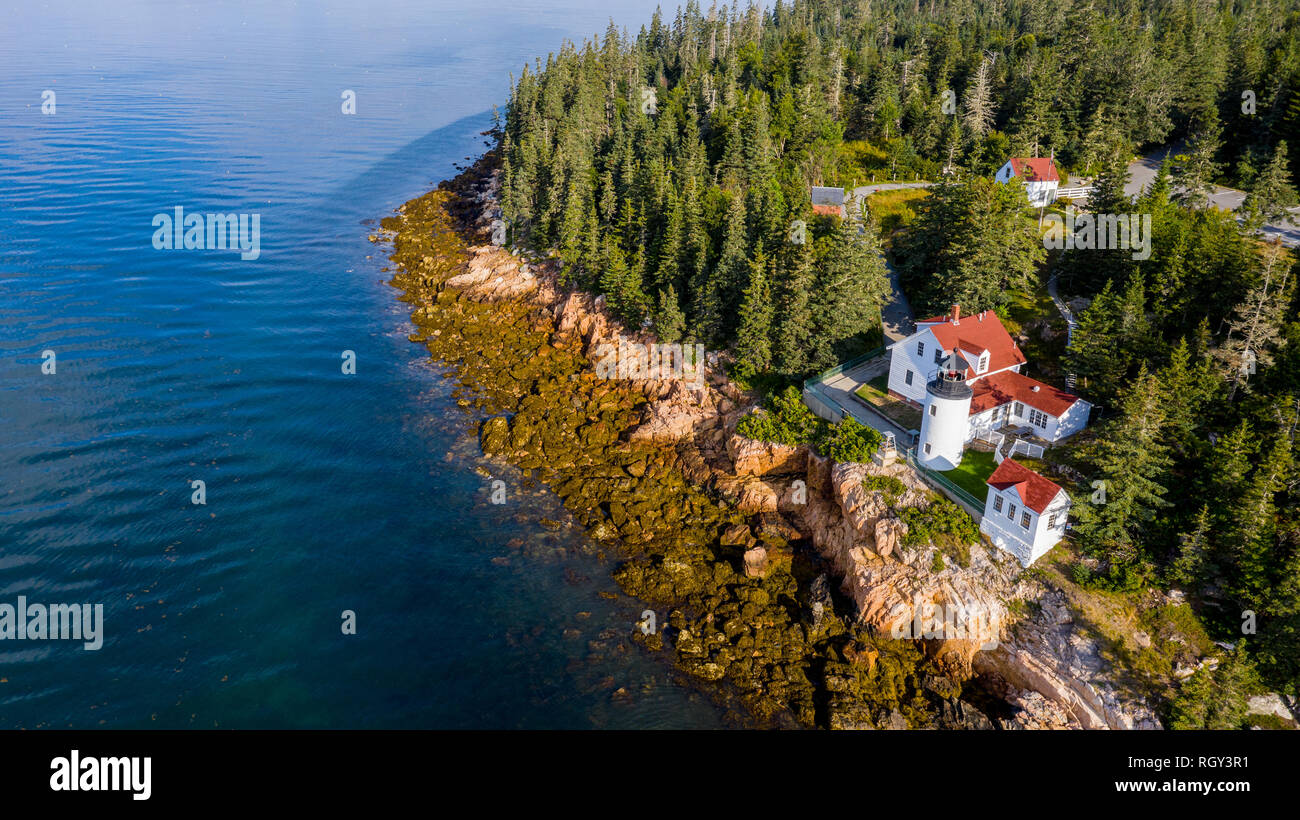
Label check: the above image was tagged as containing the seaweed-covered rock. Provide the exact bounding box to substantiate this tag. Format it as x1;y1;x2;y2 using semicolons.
479;416;510;456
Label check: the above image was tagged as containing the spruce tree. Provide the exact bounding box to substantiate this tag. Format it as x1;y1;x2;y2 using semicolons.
1241;141;1298;231
735;246;774;377
1072;365;1173;568
654;284;686;344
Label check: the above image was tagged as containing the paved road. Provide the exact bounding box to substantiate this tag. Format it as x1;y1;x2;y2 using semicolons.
850;181;934;200
878;259;914;342
1122;144;1300;246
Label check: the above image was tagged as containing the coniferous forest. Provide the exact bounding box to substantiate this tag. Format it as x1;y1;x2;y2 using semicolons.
498;0;1300;720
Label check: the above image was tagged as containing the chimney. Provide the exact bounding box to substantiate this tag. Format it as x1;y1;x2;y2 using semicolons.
979;311;985;322
950;304;961;325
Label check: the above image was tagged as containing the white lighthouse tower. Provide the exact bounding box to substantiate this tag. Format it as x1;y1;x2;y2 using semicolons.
918;351;973;471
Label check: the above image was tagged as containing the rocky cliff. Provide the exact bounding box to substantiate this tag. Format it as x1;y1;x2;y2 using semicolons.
382;163;1162;730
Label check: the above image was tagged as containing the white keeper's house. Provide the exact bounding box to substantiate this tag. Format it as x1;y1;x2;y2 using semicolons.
886;304;1089;565
980;458;1072;566
994;156;1061;207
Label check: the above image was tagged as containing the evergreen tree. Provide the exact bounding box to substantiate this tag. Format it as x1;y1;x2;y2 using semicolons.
735;246;775;377
773;233;816;377
1168;504;1213;588
1168;644;1261;730
654;284;686;344
599;235;647;324
1229;428;1294;610
1215;241;1293;400
1064;280;1130;403
1175;119;1223;209
1072;365;1173;568
1242;141;1298;231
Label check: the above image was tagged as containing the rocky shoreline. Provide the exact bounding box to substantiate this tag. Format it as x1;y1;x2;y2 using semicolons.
374;151;1160;730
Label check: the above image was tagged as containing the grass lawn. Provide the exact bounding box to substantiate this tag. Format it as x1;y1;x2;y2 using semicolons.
947;449;997;502
867;188;930;237
854;379;922;430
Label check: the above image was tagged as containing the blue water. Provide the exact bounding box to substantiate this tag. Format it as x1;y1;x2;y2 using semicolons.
0;0;729;728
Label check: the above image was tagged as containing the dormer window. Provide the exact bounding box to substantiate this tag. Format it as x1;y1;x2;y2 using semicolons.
977;352;989;374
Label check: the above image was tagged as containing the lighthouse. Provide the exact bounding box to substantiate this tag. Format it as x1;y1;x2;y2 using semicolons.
918;351;973;471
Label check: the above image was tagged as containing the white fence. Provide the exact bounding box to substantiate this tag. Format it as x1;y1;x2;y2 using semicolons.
1057;186;1095;200
994;439;1045;463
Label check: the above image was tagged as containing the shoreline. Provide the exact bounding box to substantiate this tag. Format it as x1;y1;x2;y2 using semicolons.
374;150;1160;730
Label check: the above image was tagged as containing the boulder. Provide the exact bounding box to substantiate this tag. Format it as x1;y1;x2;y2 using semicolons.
743;546;770;578
726;433;809;476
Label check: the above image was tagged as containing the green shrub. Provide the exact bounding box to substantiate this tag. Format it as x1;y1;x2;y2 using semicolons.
734;388;884;467
930;551;945;572
1069;561;1094;586
899;497;980;563
1072;559;1155;593
735;386;822;447
816;416;882;464
863;474;909;502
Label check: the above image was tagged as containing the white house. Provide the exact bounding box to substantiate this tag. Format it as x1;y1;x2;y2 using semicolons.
887;305;1091;458
995;157;1060;207
886;304;1026;406
980;458;1071;566
966;370;1092;444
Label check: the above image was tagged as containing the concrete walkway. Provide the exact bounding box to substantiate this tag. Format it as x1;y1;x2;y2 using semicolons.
850;181;934;200
1045;272;1076;348
805;354;917;446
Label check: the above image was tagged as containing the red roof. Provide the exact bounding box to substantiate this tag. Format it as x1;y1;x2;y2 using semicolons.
986;458;1064;514
1008;157;1060;183
917;311;1026;377
969;370;1083;417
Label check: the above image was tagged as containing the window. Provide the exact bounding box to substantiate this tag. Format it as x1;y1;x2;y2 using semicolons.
1028;408;1049;428
929;405;936;417
1021;511;1031;529
1013;402;1024;418
977;352;989;373
1007;503;1017;520
993;494;1003;513
1047;512;1058;528
905;369;914;386
924;442;932;455
934;348;944;364
917;341;925;357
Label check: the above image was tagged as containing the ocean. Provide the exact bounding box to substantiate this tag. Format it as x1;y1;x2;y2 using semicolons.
0;0;729;728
